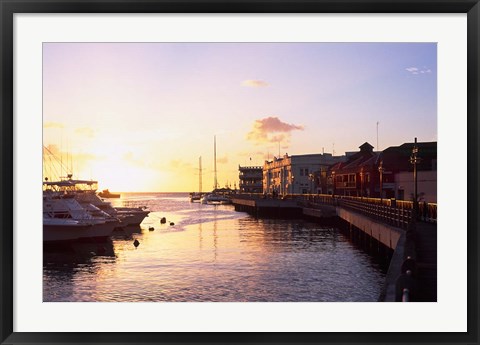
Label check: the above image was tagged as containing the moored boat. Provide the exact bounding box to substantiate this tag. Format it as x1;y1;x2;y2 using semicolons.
98;189;121;198
190;192;203;202
200;136;234;205
114;206;150;226
44;179;150;233
200;193;232;205
43;194;120;242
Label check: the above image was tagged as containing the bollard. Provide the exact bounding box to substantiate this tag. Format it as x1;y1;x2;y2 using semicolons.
401;256;417;276
395;270;416;302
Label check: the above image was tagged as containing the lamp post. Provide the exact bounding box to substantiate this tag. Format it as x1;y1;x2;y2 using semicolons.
410;137;421;218
308;173;315;194
331;171;336;197
378;160;384;203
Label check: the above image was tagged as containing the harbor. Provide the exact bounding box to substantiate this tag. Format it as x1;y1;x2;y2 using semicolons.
42;136;437;302
43;192;387;302
41;42;438;304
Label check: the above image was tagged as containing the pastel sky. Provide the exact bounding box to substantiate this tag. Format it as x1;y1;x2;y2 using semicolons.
43;43;437;192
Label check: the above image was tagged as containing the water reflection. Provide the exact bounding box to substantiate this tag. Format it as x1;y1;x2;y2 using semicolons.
44;193;386;302
43;240;116;302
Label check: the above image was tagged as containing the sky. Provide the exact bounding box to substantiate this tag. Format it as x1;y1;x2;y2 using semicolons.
43;43;437;192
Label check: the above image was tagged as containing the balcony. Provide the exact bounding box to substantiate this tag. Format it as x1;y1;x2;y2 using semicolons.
239;173;263;179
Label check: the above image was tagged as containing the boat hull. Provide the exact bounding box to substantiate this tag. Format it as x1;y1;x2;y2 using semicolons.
116;210;150;226
43;223;93;242
43;220;119;243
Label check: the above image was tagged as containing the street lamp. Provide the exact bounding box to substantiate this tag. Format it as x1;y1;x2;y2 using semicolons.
378;160;384;203
331;171;336;197
308;173;315;194
410;137;422;218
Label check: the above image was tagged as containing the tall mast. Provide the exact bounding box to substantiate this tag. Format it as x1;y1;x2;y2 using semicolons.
199;156;202;193
213;135;218;190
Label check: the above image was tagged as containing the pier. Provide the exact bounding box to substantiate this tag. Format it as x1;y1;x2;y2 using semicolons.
231;194;437;302
232;196;303;217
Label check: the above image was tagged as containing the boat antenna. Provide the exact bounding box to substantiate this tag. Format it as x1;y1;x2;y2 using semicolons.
60;132;63;179
213;135;218;190
199;156;202;194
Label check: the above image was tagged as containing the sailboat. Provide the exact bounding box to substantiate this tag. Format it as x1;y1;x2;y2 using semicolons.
200;136;232;205
190;156;203;202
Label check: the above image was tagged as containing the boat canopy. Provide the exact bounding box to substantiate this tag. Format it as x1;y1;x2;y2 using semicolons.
43;179;98;186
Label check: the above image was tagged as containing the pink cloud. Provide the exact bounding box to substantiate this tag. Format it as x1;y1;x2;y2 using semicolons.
246;116;304;145
242;79;269;88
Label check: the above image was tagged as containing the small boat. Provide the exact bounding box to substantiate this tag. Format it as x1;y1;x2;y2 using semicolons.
200;193;232;205
98;189;121;198
200;137;233;205
190;192;203;202
190;156;203;202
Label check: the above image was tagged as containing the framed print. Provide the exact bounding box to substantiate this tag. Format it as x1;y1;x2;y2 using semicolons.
1;0;479;344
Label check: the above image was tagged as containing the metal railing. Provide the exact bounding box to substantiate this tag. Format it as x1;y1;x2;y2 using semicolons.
235;192;436;224
336;198;412;229
298;194;436;224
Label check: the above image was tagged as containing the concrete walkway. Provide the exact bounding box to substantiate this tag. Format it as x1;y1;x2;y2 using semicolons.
414;222;437;301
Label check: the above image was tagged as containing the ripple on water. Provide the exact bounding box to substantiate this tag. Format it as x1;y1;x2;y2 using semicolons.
44;192;386;302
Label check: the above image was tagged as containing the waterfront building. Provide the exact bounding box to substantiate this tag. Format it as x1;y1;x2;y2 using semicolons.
238;165;263;193
263;153;344;195
327;142;381;197
326;141;437;202
380;141;437;203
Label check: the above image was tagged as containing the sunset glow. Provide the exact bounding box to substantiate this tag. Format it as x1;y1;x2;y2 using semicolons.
43;43;437;192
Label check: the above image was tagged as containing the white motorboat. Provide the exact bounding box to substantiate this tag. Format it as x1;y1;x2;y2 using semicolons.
43;194;119;242
43;217;94;242
114;206;150;226
44;179;150;227
200;193;232;205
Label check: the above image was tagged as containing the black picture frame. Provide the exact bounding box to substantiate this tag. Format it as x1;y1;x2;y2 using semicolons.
1;1;479;344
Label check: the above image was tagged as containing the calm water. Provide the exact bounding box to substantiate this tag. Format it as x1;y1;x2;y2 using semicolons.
43;193;386;302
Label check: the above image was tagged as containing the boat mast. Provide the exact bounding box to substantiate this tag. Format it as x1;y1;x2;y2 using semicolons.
199;156;202;194
213;135;218;190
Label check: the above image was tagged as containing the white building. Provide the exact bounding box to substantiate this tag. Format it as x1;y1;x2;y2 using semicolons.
263;153;345;195
395;170;437;203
